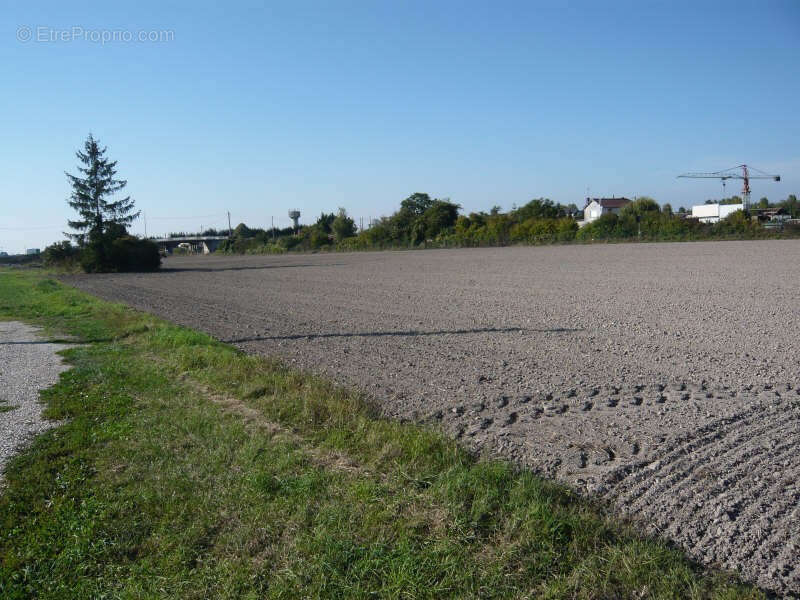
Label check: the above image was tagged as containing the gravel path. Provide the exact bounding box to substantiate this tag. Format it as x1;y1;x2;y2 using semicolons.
0;322;72;486
63;241;800;596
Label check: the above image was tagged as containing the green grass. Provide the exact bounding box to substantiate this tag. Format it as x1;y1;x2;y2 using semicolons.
0;390;16;413
0;270;764;599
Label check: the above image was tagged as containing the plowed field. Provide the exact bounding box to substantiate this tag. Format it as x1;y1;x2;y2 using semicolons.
64;240;800;595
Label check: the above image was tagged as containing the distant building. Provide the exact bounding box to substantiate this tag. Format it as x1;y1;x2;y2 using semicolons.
581;197;632;225
25;248;41;255
753;207;790;223
690;203;743;224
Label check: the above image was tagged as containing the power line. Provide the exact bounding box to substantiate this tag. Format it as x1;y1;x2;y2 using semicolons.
144;213;227;221
0;225;65;231
3;212;229;230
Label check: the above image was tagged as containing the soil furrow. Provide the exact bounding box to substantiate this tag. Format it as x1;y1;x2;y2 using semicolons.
617;412;800;516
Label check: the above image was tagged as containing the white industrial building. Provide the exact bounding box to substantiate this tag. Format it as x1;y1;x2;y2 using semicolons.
690;203;743;223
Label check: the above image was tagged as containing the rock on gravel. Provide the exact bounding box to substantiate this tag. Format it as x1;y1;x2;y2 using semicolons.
0;322;72;486
62;241;800;596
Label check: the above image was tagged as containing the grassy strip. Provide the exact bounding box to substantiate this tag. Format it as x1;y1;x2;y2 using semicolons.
0;270;763;599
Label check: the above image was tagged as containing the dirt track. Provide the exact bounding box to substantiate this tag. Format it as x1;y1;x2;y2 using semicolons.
64;241;800;595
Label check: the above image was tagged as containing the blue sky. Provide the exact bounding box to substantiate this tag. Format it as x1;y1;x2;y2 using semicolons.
2;0;799;253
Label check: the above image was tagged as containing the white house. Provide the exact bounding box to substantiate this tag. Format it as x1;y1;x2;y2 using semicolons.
581;197;632;226
690;203;743;224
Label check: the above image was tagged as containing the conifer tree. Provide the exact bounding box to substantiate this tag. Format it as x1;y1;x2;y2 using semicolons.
66;134;139;244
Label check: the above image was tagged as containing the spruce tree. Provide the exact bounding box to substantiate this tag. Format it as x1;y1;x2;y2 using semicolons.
66;134;139;245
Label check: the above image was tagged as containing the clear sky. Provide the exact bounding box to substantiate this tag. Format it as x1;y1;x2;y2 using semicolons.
2;0;799;253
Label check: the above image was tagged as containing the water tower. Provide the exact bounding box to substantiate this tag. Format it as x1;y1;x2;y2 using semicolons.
288;209;300;231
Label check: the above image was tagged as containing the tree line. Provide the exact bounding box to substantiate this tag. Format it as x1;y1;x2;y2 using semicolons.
43;135;799;269
219;192;800;255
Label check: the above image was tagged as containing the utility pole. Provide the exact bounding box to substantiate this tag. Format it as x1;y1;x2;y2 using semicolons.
227;211;232;238
143;211;147;238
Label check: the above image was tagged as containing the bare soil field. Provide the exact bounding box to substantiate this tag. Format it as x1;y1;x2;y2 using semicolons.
64;240;800;596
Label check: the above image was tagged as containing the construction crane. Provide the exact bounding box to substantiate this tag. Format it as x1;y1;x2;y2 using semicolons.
677;164;780;212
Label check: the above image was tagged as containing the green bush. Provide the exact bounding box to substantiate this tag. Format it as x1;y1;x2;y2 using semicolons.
244;244;286;255
576;213;620;241
507;217;578;244
308;227;331;249
42;241;80;268
335;236;369;251
78;234;161;272
79;238;111;273
712;211;765;237
109;236;161;271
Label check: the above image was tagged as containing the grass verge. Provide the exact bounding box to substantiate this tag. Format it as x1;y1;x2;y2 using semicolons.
0;270;764;599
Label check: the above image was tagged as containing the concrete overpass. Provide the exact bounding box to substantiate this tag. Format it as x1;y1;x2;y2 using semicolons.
152;236;229;255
